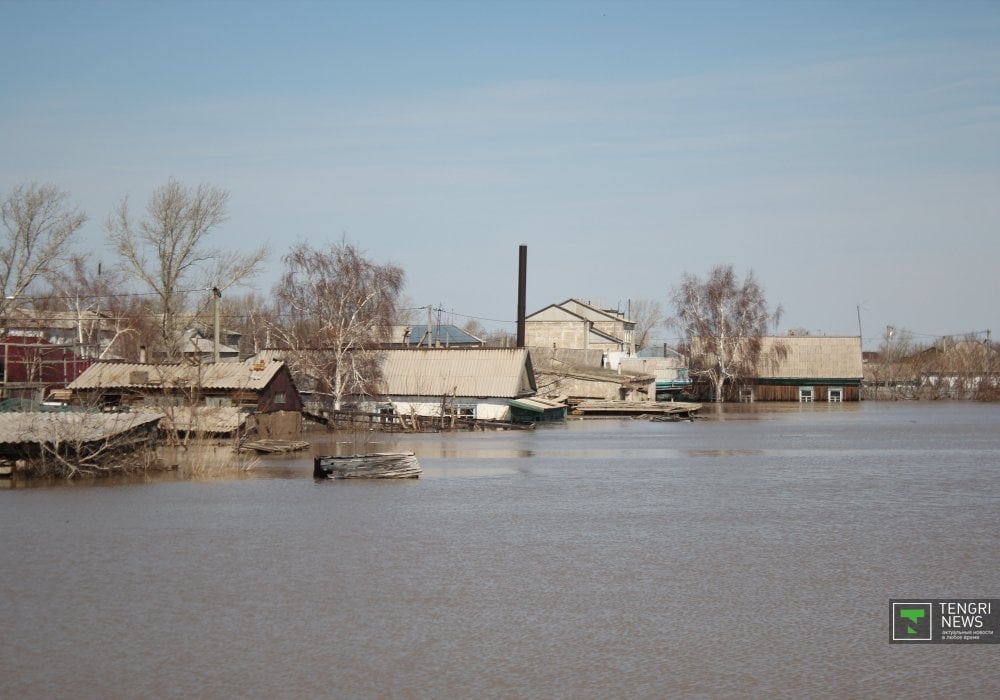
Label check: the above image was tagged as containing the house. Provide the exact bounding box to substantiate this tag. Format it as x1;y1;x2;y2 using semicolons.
178;328;241;363
525;299;636;356
67;358;302;414
1;336;93;401
691;335;863;402
367;347;539;423
3;307;117;358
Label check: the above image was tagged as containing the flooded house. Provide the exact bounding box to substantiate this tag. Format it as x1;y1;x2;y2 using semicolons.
371;347;542;424
691;335;864;402
67;358;303;437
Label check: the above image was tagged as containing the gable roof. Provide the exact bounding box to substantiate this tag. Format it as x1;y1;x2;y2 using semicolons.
525;302;586;322
557;298;632;325
377;348;536;398
67;358;290;391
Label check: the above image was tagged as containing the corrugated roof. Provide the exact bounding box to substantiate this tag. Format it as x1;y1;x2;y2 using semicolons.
756;336;863;379
378;348;535;398
0;412;163;446
68;359;287;391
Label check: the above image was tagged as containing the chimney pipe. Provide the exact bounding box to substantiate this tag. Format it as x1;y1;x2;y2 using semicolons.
516;245;527;348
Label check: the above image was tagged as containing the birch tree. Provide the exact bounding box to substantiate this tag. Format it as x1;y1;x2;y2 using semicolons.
671;264;784;402
106;178;268;358
270;239;404;409
1;182;86;322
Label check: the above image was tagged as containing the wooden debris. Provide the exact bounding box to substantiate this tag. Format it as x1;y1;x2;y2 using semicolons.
314;452;422;479
569;400;702;418
239;439;310;454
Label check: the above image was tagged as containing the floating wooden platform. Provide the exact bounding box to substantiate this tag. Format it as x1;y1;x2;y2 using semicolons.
569;400;702;418
239;439;311;454
314;451;422;479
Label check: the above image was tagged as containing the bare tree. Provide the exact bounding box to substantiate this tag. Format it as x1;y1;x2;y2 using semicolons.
218;290;277;358
40;254;140;358
671;264;784;402
106;178;269;358
1;182;86;322
269;239;404;410
629;298;664;352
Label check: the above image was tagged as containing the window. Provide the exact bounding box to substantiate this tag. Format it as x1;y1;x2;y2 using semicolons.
799;387;814;403
274;391;286;405
456;403;476;419
828;387;843;403
739;387;754;403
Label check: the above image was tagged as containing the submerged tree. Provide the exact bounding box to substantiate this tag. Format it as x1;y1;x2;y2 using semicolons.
270;239;404;409
0;182;86;322
106;178;269;359
670;264;784;402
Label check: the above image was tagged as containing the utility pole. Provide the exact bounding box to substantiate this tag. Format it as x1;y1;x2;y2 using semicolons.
213;286;222;363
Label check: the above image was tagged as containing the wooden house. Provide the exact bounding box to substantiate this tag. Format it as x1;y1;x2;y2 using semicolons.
67;358;302;413
691;336;863;402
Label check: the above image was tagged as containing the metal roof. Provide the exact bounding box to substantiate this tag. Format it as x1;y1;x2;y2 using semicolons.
378;348;536;398
68;359;288;391
0;412;163;446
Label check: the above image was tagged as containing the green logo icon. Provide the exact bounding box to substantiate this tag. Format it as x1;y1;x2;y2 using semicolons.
899;608;925;635
892;601;932;641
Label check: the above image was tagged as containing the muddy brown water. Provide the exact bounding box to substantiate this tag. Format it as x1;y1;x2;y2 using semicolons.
2;402;997;698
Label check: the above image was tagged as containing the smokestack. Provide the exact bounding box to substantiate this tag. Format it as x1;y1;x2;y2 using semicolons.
516;245;527;348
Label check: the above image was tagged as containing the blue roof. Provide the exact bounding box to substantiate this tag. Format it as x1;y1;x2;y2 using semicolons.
405;324;482;346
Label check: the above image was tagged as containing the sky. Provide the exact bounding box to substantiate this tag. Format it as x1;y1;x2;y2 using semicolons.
2;0;998;349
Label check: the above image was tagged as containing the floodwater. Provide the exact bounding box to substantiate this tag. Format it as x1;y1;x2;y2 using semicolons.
2;402;998;699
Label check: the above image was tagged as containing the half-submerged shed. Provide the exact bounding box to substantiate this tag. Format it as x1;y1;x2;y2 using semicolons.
0;411;163;478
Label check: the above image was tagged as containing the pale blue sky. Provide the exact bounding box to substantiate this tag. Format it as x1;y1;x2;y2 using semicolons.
3;0;998;348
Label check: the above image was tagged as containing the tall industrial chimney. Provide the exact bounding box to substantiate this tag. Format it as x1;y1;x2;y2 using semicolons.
516;245;527;348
